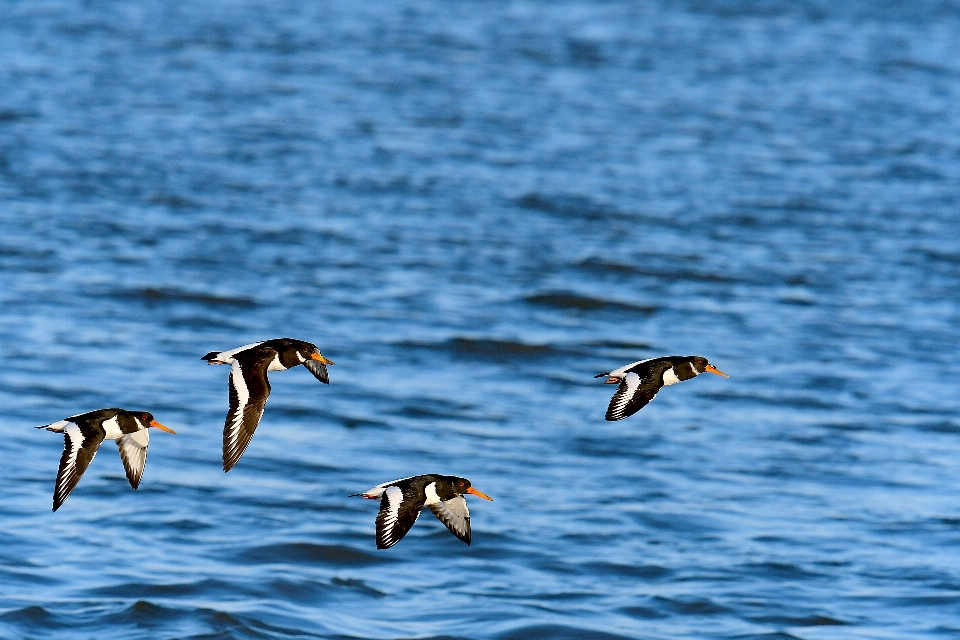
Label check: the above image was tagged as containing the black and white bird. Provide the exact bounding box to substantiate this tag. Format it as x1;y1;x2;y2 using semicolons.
36;408;176;511
353;475;493;549
202;338;335;472
596;356;729;421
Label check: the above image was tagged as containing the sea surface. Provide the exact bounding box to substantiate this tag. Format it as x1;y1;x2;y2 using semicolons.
1;1;960;638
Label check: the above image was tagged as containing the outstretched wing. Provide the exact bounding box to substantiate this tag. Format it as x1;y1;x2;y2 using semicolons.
429;496;471;545
303;359;329;384
53;423;105;511
605;372;659;421
223;351;273;472
116;429;150;489
376;485;423;549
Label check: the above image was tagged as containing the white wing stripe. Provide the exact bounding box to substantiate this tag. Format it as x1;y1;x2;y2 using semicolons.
216;341;265;363
610;372;641;417
610;358;658;377
382;486;402;528
226;361;250;450
59;424;83;489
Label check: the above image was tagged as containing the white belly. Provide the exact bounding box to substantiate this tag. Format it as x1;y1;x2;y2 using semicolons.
266;354;286;372
424;482;441;506
662;367;681;386
101;416;124;440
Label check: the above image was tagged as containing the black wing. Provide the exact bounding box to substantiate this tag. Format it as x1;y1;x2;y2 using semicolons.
303;359;329;384
222;349;273;472
53;423;106;511
605;372;661;421
429;496;471;545
376;484;424;549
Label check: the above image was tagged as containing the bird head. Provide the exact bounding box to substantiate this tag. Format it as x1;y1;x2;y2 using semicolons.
297;341;335;383
691;356;729;378
139;412;176;433
450;477;493;501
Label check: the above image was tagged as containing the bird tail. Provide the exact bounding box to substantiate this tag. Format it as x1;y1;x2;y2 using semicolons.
37;420;69;432
593;372;610;378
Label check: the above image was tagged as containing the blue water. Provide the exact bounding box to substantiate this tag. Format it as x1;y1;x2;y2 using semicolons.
2;1;960;638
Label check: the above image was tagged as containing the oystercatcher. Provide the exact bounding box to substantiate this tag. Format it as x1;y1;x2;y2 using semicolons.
352;475;493;549
201;338;335;472
36;408;176;511
596;356;728;421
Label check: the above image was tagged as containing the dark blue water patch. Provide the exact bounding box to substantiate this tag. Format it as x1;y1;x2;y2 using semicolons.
235;543;391;567
0;605;70;629
524;292;659;315
146;193;203;209
109;287;259;308
569;437;665;460
876;162;945;182
575;258;643;276
699;391;843;411
629;512;726;538
617;605;669;620
91;579;253;599
739;562;823;580
3;383;101;402
395;337;561;360
269;405;332;420
336;416;391;430
0;109;38;123
262;578;334;604
0;568;60;587
231;458;346;483
100;601;283;638
330;577;386;598
579;562;672;580
165;315;249;331
497;623;635;640
514;192;640;223
166;519;214;531
577;258;752;286
914;420;960;434
391;399;480;421
748;614;846;627
582;340;655;352
650;595;733;616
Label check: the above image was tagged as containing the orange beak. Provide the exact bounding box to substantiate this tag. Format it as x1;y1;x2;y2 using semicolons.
150;420;177;434
705;364;729;378
467;487;493;501
605;376;620;384
311;353;335;365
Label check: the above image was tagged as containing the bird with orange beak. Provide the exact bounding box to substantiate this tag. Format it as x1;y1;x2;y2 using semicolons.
595;355;729;421
202;338;335;472
36;408;176;510
352;474;493;549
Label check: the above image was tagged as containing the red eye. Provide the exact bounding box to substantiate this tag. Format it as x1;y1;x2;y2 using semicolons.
459;482;464;486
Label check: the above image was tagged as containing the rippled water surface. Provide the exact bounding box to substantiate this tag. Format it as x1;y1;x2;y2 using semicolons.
2;1;960;638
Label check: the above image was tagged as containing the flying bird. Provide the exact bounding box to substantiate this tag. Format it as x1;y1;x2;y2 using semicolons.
37;408;176;511
353;474;493;549
596;356;728;421
202;338;335;472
